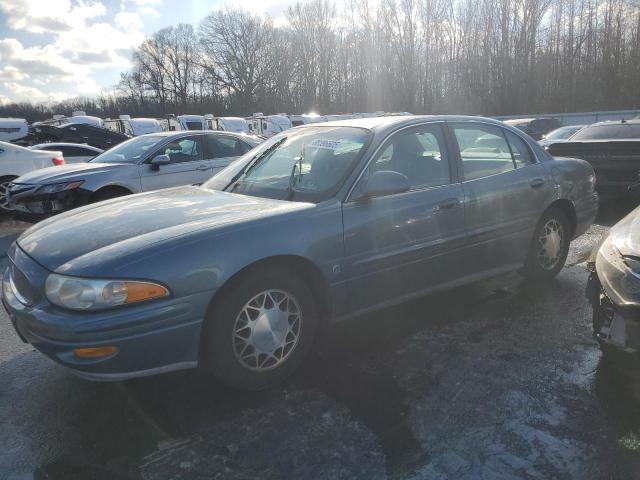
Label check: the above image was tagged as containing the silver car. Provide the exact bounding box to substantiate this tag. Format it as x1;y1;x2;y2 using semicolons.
7;131;261;217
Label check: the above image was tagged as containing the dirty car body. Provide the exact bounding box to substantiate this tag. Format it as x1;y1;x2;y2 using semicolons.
7;131;260;217
2;116;598;385
587;207;640;354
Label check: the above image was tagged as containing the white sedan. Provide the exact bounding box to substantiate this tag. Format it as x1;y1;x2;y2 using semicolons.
0;141;65;211
30;143;103;163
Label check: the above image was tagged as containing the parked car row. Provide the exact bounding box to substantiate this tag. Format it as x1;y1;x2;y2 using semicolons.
1;115;602;389
5;131;260;216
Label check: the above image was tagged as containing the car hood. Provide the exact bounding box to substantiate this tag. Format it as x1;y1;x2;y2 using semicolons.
13;162;127;184
609;206;640;257
17;186;313;271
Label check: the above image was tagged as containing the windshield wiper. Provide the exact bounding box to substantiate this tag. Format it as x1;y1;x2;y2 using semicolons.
225;138;286;192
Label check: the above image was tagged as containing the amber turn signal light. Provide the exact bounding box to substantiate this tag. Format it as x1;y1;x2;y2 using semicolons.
73;346;118;359
123;282;168;303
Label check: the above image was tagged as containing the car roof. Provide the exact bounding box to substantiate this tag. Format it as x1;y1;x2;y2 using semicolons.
302;115;510;133
30;142;103;150
588;119;640;127
136;130;259;143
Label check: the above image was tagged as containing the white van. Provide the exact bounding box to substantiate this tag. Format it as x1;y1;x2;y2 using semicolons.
161;115;208;131
206;116;250;133
289;114;326;127
247;114;292;137
104;115;163;136
0;118;29;143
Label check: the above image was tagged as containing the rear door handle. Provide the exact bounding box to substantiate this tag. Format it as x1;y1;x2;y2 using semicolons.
434;198;460;212
530;178;545;188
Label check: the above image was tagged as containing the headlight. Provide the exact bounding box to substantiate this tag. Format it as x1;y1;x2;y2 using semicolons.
624;256;640;277
45;273;169;311
38;181;84;194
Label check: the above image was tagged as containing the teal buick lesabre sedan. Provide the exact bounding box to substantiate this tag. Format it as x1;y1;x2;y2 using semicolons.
2;116;598;389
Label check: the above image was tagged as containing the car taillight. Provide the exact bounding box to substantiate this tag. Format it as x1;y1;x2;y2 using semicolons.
52;157;65;166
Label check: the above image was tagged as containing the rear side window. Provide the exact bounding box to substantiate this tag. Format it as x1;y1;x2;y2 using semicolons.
504;131;534;167
59;146;95;157
205;135;245;158
452;123;514;181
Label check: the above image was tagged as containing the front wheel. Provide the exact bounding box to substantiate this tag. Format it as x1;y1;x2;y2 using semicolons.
522;207;570;280
0;175;17;213
202;268;318;390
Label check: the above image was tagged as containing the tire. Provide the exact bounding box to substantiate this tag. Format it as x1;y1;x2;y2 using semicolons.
90;188;129;203
521;207;570;280
0;175;18;214
202;268;318;390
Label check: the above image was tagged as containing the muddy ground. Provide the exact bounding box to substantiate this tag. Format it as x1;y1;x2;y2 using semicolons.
1;206;639;480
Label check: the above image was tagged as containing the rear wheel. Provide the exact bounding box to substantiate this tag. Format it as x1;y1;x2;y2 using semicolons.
522;207;570;280
202;268;318;390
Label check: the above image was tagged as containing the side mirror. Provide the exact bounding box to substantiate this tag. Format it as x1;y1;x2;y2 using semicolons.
150;154;170;170
359;170;410;199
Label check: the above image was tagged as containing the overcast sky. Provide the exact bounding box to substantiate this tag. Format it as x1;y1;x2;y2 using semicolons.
0;0;297;105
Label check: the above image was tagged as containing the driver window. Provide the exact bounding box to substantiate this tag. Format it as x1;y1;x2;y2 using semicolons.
369;123;450;189
154;136;204;164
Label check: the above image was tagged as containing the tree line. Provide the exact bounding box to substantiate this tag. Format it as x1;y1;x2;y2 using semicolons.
3;0;640;122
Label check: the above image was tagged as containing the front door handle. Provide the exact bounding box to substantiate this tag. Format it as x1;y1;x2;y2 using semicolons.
530;178;545;188
196;165;211;171
433;197;460;212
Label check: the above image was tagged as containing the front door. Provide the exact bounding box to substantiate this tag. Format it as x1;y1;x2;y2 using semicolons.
342;122;467;314
140;135;212;190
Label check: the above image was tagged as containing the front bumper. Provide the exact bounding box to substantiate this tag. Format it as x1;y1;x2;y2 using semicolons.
588;239;640;352
2;245;213;380
7;184;91;216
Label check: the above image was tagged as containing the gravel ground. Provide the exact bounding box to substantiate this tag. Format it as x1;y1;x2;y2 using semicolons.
1;208;639;480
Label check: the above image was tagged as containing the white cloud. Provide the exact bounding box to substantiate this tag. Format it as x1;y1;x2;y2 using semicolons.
0;95;11;106
0;1;150;102
0;66;26;81
115;12;144;32
0;0;107;34
3;82;71;103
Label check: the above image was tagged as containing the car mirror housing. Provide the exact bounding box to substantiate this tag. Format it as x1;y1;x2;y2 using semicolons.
151;154;170;169
359;170;410;199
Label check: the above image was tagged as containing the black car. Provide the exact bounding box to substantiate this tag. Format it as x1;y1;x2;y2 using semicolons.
547;120;640;202
504;118;562;140
29;123;130;150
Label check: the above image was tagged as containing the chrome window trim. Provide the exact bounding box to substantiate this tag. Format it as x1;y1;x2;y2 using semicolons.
344;118;541;203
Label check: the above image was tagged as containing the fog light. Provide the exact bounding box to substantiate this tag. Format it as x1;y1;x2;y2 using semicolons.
73;346;118;359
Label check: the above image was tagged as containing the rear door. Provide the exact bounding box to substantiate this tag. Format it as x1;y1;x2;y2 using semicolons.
139;135;212;190
448;121;551;273
342;122;467;313
204;134;249;175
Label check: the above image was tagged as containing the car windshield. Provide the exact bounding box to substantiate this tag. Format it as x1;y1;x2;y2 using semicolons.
90;135;164;164
204;126;370;202
570;123;640;140
545;126;582;140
